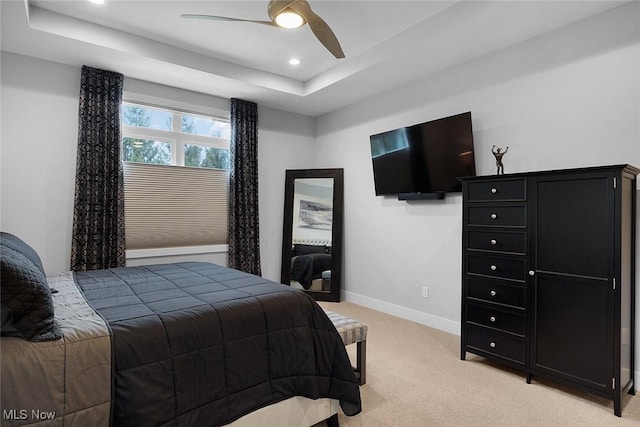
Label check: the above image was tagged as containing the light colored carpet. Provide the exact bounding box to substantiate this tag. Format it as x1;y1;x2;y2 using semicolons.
317;301;640;427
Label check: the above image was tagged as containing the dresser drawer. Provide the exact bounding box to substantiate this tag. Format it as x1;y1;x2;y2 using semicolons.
467;254;527;281
466;179;526;202
467;303;525;336
467;205;526;227
466;324;526;364
467;277;526;308
468;230;526;254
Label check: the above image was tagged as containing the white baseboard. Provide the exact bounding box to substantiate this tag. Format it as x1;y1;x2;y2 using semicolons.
342;290;461;336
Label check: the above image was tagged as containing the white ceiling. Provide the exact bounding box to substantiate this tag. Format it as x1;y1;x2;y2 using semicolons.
0;0;628;116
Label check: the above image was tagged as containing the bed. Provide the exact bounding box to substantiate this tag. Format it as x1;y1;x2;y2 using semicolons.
1;233;361;427
290;243;332;291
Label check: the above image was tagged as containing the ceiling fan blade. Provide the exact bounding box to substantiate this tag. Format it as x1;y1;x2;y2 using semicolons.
267;1;300;19
289;1;345;58
180;14;275;26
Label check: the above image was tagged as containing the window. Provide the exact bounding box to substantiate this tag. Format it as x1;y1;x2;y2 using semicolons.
121;103;230;169
121;102;231;251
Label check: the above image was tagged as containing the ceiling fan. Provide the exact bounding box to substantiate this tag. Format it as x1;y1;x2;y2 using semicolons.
181;0;345;59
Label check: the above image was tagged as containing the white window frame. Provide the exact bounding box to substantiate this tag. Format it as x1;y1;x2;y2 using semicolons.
121;102;230;168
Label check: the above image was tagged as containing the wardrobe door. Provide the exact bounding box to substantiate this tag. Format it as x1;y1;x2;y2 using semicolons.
530;173;614;394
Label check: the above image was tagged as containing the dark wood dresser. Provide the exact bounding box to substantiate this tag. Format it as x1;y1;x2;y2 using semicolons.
460;164;639;416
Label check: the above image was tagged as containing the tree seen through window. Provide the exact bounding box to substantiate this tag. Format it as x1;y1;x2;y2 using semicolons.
121;103;229;169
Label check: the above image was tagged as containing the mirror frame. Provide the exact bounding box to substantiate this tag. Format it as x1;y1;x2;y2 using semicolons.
280;168;344;302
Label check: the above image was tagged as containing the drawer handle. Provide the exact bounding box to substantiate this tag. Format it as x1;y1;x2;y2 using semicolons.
489;342;496;348
491;213;497;219
491;188;497;194
490;265;497;271
529;270;535;276
490;290;497;297
490;239;497;245
490;316;496;323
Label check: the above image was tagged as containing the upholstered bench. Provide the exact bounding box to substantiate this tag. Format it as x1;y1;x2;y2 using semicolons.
324;310;367;385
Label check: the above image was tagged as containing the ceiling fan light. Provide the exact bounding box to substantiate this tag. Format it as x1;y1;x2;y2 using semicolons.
274;11;305;29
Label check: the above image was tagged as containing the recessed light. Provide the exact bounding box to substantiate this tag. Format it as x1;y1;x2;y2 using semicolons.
89;0;105;4
289;58;301;66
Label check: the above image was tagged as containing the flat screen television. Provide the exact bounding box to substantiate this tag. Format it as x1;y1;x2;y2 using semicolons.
369;111;476;197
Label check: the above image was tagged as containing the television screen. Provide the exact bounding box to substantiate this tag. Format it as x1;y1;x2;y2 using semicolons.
369;111;476;196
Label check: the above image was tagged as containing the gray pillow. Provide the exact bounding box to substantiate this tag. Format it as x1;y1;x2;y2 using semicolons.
0;245;61;341
1;232;46;278
0;303;20;337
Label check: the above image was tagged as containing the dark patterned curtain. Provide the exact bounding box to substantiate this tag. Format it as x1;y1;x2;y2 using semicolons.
70;66;125;271
228;98;261;275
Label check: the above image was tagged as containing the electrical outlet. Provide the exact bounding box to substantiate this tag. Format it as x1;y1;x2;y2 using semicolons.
422;287;429;299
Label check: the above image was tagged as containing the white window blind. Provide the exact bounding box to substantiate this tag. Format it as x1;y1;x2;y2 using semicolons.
123;162;229;250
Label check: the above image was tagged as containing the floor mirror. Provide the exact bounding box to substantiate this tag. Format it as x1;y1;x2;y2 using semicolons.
280;168;344;302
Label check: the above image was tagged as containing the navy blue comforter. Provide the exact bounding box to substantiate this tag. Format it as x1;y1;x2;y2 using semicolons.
74;262;361;426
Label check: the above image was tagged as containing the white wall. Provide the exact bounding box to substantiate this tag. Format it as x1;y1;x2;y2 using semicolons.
1;52;79;274
0;51;316;277
258;107;316;281
315;3;640;335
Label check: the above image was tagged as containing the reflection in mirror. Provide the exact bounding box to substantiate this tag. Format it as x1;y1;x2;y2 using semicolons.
281;169;343;302
290;178;334;292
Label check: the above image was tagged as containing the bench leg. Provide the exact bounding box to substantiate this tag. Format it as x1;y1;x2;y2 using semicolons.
326;413;339;427
356;340;366;385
